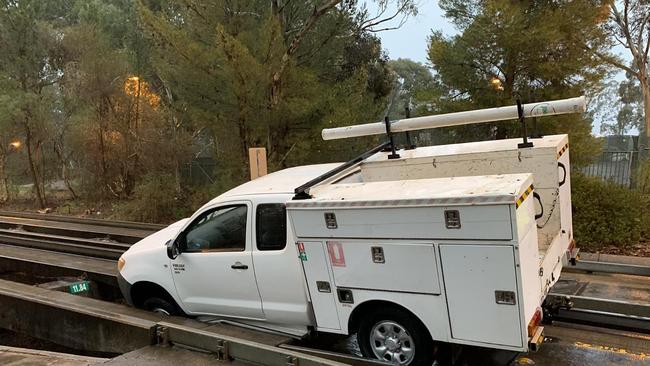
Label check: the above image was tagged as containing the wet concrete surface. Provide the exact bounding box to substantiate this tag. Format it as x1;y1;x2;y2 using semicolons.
515;337;650;365
300;323;650;366
0;346;106;366
1;267;649;365
96;345;244;366
554;272;650;305
3;323;650;366
511;324;650;366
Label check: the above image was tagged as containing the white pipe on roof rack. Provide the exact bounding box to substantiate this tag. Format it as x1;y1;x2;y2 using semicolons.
322;96;586;141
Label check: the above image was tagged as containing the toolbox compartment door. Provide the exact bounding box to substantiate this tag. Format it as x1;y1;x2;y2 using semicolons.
440;244;523;347
298;241;341;330
290;205;512;241
330;241;440;294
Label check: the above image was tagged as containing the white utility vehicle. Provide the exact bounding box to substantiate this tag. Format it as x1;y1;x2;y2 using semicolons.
117;97;585;365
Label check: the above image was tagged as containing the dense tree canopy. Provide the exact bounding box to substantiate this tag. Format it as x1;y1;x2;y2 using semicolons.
138;0;400;181
426;0;612;166
595;0;650;142
0;0;639;222
0;0;413;214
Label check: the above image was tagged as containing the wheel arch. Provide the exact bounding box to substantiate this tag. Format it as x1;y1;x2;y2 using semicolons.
348;300;430;337
130;281;182;312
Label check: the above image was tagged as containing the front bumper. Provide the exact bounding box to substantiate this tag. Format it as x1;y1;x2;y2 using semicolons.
117;272;134;306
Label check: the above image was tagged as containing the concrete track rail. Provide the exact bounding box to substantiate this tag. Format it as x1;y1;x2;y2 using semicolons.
0;212;160;245
0;278;382;366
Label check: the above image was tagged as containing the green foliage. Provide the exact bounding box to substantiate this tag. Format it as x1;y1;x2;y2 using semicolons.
607;71;645;136
426;0;611;166
386;58;435;119
637;158;650;195
571;173;649;250
113;173;191;223
138;0;396;186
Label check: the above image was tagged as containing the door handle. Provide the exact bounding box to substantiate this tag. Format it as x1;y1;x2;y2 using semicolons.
231;262;249;270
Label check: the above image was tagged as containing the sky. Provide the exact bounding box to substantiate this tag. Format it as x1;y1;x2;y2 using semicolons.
364;1;456;65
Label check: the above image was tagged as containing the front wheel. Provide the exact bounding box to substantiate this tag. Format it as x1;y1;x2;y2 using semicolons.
358;308;436;366
142;296;180;316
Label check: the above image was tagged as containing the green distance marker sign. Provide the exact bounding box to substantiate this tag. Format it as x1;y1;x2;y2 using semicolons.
68;281;90;294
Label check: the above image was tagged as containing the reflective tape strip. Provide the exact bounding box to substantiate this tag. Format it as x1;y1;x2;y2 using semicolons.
556;143;569;159
515;185;534;208
287;194;516;209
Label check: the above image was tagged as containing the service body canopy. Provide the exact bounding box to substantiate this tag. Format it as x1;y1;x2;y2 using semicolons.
321;96;586;141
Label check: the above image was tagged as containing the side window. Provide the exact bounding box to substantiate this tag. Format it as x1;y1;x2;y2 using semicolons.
183;205;248;252
256;204;287;251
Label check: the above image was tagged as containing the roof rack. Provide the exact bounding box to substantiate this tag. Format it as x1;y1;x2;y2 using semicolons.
293;96;587;200
293;141;390;199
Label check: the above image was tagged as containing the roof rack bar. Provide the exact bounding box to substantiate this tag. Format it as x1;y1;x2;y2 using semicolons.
293;141;391;200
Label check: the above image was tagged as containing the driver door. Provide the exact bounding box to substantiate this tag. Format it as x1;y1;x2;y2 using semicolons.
171;201;264;319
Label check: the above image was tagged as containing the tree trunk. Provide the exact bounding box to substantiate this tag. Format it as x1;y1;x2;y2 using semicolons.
269;0;342;108
0;155;8;203
641;74;650;141
24;125;46;209
53;143;78;199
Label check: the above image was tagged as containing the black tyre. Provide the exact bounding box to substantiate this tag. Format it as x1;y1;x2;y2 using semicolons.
142;296;179;316
358;307;436;366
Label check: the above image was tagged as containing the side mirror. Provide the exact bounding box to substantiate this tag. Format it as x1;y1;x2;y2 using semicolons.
166;239;180;260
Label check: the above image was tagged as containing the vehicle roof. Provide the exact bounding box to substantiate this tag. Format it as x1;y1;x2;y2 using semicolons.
287;173;533;208
211;163;342;202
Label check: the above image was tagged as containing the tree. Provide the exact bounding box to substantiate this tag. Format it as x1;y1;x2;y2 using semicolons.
386;58;435;119
593;0;650;141
139;0;413;185
601;71;645;135
0;0;69;208
427;0;611;166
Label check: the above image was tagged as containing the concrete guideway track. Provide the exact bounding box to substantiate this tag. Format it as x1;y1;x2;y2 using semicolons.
549;256;650;333
1;214;650;365
0;212;161;260
0;211;164;233
0;250;649;365
0;345;107;366
0;278;379;366
0;229;129;260
1;274;648;366
0;213;159;243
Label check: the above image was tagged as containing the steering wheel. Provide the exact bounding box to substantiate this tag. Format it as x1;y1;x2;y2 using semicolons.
187;238;210;251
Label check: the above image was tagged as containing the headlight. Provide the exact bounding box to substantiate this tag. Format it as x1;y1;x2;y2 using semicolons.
117;257;126;272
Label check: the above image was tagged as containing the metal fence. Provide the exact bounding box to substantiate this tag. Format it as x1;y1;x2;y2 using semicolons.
182;158;217;185
582;151;638;188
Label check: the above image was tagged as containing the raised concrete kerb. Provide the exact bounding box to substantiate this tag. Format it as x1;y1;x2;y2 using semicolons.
0;244;117;278
0;278;158;328
156;321;349;366
579;253;650;267
0;346;108;364
0;279;353;363
0;278;157;353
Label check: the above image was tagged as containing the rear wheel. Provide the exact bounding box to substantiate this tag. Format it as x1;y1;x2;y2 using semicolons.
358;308;435;366
142;297;179;316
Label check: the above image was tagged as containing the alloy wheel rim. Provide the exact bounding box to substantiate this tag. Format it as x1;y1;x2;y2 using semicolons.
152;307;171;316
370;320;415;365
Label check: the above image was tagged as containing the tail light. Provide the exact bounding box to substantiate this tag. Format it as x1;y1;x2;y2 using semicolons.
567;239;576;253
528;307;543;337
